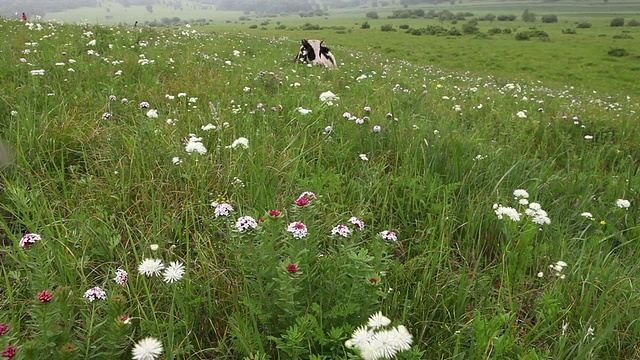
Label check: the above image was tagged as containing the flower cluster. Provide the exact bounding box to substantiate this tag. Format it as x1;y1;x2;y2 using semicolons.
379;230;398;242
549;260;568;279
287;222;308;238
236;216;258;232
212;203;234;218
38;290;54;303
185;135;207;155
345;312;413;360
493;189;551;225
83;286;107;303
19;233;42;248
113;268;128;286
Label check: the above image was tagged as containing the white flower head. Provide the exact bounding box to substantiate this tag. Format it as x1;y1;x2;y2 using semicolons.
331;224;352;237
513;189;529;198
214;203;234;218
287;222;308;238
163;261;185;283
616;199;630;209
83;286;107;302
185;136;207;155
319;91;339;105
226;137;249;149
138;258;165;277
132;337;163;360
296;107;312;115
113;269;128;286
359;154;369;161
145;109;158;118
494;205;521;222
368;311;391;329
235;216;258;232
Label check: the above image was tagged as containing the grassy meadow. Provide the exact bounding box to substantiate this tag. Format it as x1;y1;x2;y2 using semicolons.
1;7;640;360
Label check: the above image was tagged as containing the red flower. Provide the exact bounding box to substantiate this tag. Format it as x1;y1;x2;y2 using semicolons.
269;210;281;217
369;278;378;284
286;263;298;274
37;290;53;303
0;324;9;336
294;197;310;206
1;346;16;360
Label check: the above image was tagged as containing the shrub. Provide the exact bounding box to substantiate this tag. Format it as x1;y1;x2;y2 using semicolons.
541;15;558;23
381;24;395;31
276;24;286;29
366;11;379;19
562;28;577;34
488;27;502;35
361;21;371;29
462;22;479;34
628;19;639;26
301;23;320;30
576;22;592;28
612;33;633;39
399;24;410;29
502;28;512;34
447;28;462;36
484;14;496;21
515;32;530;40
608;47;628;56
248;24;258;29
497;14;517;21
610;17;625;27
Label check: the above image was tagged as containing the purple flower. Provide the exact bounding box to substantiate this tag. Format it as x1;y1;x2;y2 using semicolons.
139;101;150;108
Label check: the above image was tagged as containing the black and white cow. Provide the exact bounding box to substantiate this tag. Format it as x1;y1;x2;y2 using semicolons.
294;39;338;69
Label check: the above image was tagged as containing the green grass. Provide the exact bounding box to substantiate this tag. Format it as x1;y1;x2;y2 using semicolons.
1;13;640;359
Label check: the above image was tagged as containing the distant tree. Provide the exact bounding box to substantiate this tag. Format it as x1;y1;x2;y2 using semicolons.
627;19;639;26
146;4;153;13
484;14;496;22
366;11;378;19
541;14;558;23
522;9;536;22
610;17;624;27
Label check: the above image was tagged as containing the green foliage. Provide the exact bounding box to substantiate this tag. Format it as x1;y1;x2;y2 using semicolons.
612;33;633;39
249;24;258;29
608;47;629;56
577;21;592;28
497;14;517;21
300;23;321;30
610;17;625;27
360;21;370;29
461;22;479;35
541;14;558;23
365;11;378;19
628;19;640;27
380;24;395;32
522;9;536;22
562;28;577;34
399;24;410;30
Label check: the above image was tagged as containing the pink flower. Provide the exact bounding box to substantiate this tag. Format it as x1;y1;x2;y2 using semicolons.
380;230;398;242
37;290;53;303
348;217;365;230
331;224;351;237
287;222;308;238
83;286;107;302
1;346;16;360
286;263;298;274
236;216;258;232
294;197;309;206
213;203;234;218
269;210;281;217
364;106;371;112
0;323;9;336
139;101;150;108
298;191;316;200
19;233;42;248
113;269;128;286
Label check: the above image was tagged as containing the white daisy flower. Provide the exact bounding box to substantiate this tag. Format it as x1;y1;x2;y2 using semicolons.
132;337;163;360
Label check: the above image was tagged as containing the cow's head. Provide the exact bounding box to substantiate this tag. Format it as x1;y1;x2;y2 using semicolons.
294;39;337;69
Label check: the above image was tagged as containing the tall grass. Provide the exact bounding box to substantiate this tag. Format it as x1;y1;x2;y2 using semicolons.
0;17;639;359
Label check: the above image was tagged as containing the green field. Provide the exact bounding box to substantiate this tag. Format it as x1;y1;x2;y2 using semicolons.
1;5;640;359
44;0;640;97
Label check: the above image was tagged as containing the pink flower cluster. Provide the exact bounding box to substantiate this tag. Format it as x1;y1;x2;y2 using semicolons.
19;233;42;248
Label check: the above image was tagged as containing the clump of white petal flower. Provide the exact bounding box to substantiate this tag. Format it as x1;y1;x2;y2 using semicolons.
345;312;413;360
